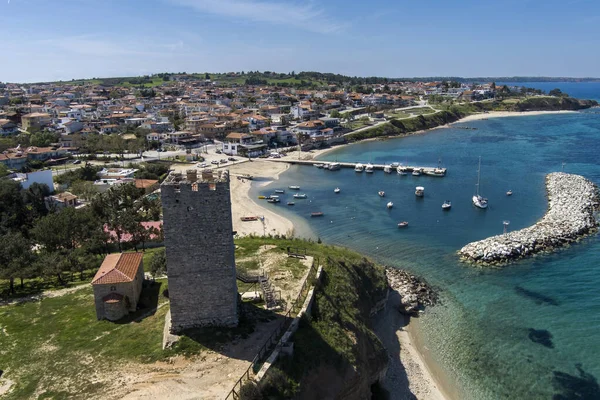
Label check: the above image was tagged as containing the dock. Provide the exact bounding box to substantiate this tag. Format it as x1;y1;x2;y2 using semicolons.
268;159;447;176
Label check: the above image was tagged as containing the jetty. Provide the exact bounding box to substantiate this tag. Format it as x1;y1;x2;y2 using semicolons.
269;159;447;176
459;172;600;266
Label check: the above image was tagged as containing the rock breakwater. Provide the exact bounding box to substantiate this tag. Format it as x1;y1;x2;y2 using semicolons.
459;172;600;265
386;268;438;315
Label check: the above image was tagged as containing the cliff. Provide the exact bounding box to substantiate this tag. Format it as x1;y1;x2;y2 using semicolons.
254;257;390;400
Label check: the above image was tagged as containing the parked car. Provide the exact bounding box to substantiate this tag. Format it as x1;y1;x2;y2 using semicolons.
211;160;219;165
216;149;222;154
220;159;228;163
197;162;208;168
72;159;82;164
228;157;237;161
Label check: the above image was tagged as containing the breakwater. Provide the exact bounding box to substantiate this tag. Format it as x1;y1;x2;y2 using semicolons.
459;172;600;265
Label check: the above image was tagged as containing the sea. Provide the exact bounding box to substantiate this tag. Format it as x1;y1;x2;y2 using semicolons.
253;83;600;399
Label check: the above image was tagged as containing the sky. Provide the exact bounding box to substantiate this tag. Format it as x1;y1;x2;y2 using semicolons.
1;0;599;82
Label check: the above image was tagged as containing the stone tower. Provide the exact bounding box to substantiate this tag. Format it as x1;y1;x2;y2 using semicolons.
161;169;238;332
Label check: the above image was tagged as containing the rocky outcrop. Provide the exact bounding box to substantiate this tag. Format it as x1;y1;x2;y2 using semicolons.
386;268;438;315
459;173;600;266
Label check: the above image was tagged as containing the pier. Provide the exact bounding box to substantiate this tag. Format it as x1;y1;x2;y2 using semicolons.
268;159;447;176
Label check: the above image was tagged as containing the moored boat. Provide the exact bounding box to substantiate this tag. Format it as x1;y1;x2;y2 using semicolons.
397;166;408;176
398;221;409;228
387;201;394;209
289;185;300;190
274;189;285;194
328;162;341;171
384;165;393;174
365;163;374;173
293;193;307;199
334;187;341;193
415;186;424;197
472;157;488;209
311;212;324;217
378;191;385;197
354;163;364;172
314;163;324;168
287;202;295;206
506;190;513;196
412;168;422;176
442;200;452;210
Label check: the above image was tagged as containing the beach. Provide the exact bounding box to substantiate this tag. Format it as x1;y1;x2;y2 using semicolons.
457;109;577;122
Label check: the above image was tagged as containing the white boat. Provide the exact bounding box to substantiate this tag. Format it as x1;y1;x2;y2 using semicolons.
275;189;285;194
314;163;324;168
293;193;307;199
287;201;295;206
415;186;424;197
412;168;422;176
506;190;513;196
384;165;393;174
398;221;409;228
387;201;394;209
378;191;385;197
365;163;374;173
472;156;488;209
397;166;408;176
391;162;400;168
334;187;341;193
289;185;300;190
442;200;452;210
328;162;341;171
354;163;364;172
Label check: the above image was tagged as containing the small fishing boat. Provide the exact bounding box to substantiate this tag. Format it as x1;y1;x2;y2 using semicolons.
387;201;394;209
334;187;341;193
314;163;324;168
293;193;307;199
354;163;364;172
275;189;285;194
442;200;452;210
506;190;513;196
412;168;422;176
267;197;280;203
415;186;424;197
240;216;259;221
258;195;266;199
311;212;324;217
328;162;341;171
287;202;295;206
378;191;385;197
398;221;409;228
384;165;393;174
397;167;408;176
365;163;374;173
289;185;300;190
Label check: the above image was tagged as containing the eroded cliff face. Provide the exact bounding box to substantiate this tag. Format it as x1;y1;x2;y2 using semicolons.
258;257;390;400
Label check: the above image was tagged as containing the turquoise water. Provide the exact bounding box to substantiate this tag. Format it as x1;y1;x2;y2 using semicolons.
256;107;600;399
496;81;600;102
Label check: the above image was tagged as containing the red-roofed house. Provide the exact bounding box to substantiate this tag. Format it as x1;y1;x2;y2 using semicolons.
91;252;145;321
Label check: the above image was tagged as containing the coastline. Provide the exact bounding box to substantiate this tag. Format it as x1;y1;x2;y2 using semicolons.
227;160;295;237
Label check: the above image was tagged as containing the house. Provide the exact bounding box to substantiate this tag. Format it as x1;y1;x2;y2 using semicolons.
91;252;145;321
21;112;52;131
222;132;267;157
134;179;159;193
46;191;78;209
0;119;18;136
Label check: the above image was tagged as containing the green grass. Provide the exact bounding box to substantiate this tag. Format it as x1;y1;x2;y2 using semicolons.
0;279;172;399
386;112;411;119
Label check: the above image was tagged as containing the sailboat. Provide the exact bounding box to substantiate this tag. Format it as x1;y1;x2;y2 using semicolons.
472;156;488;209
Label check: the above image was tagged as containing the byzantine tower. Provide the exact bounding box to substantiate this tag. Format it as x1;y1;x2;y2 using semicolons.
161;169;238;332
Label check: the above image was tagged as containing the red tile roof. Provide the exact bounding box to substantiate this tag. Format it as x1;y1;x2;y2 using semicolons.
91;253;143;285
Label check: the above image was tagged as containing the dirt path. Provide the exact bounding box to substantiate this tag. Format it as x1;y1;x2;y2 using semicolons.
0;283;89;307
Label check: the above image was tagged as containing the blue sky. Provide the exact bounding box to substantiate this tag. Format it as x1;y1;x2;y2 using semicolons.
1;0;599;82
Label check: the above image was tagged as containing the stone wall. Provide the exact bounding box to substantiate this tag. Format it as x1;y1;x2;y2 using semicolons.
161;170;238;332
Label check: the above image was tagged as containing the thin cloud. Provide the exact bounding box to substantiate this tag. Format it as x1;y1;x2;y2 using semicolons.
168;0;345;33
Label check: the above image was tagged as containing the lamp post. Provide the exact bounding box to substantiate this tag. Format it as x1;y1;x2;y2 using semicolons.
503;220;510;234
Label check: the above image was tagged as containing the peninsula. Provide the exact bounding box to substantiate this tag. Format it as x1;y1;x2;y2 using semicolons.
459;172;600;265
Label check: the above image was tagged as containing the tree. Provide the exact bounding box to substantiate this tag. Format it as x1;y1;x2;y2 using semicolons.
329;110;341;119
70;180;98;201
24;183;51;219
29;131;59;147
0;232;35;294
549;88;567;97
0;179;28;235
149;248;167;278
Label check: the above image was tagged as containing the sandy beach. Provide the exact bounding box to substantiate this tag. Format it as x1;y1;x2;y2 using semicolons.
457;109;577;123
227;160;295;237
